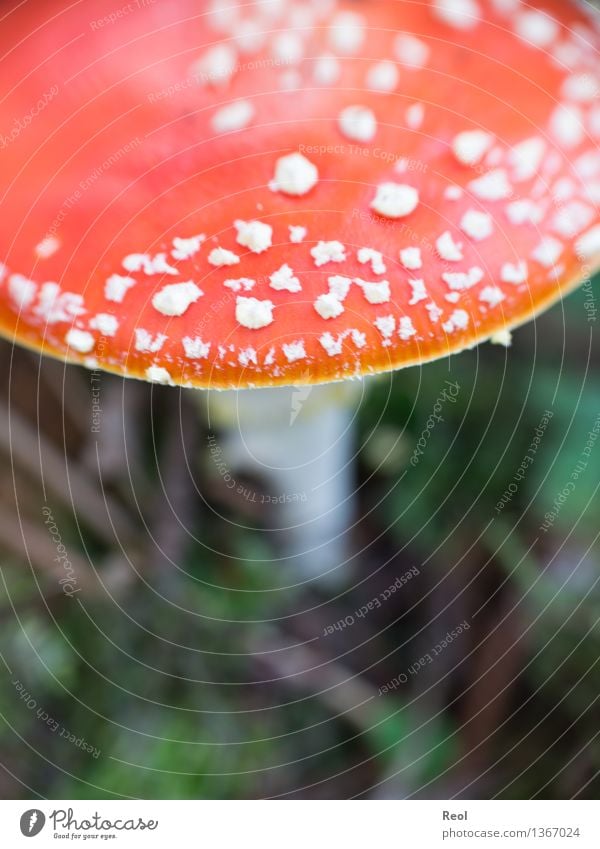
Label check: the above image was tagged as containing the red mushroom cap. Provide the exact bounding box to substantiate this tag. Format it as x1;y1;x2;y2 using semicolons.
1;0;600;388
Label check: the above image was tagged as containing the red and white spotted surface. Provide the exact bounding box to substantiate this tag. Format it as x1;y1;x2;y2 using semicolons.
1;0;600;388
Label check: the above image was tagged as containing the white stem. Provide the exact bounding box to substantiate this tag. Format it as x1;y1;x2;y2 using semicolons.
203;382;362;584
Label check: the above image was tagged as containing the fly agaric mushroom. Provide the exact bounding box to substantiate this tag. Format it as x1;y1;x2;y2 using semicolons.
2;0;600;577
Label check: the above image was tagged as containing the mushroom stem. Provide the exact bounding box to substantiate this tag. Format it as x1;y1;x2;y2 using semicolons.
203;382;362;584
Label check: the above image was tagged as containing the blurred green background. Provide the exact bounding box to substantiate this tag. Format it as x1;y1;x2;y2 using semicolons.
0;277;598;799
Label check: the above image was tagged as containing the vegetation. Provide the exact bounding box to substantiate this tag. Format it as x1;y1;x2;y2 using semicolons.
0;282;598;799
